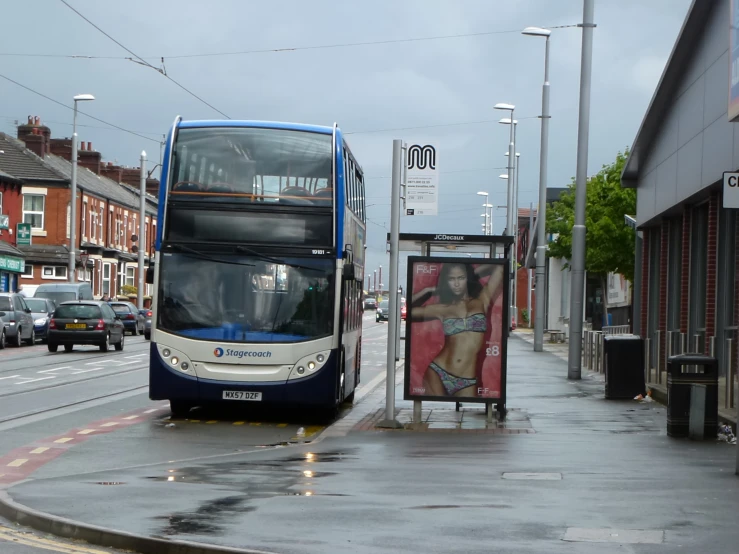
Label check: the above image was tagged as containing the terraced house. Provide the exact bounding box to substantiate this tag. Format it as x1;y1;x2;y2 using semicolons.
0;117;158;298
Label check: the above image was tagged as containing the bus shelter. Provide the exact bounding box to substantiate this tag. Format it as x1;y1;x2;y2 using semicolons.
387;233;514;422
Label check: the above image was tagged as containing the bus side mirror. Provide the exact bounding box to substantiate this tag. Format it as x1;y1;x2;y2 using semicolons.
342;263;355;280
145;267;154;284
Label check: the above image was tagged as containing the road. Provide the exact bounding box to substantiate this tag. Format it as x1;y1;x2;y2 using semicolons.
0;312;396;553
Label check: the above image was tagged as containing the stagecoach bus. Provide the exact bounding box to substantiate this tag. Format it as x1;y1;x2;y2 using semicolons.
148;118;366;417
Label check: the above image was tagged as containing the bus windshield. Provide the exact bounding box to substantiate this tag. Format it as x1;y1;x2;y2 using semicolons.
157;252;335;343
169;127;333;207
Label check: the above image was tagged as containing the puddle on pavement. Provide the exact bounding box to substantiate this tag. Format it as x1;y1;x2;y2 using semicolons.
150;450;356;537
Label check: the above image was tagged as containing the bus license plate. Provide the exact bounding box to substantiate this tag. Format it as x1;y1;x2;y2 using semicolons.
223;391;262;401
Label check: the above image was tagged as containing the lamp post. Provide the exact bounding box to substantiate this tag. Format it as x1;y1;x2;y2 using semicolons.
568;0;595;379
505;148;521;327
137;151;146;310
68;93;95;283
477;191;489;234
494;104;515;236
523;25;552;352
483;203;494;235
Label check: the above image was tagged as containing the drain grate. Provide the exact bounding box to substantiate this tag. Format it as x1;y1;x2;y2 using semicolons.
94;481;126;485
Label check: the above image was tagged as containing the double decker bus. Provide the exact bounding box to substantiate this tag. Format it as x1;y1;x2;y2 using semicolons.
148;119;366;417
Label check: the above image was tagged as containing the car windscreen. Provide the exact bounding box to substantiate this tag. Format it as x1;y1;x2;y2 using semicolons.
25;298;51;312
379;301;389;310
0;297;11;311
54;305;102;319
37;292;77;304
110;304;132;314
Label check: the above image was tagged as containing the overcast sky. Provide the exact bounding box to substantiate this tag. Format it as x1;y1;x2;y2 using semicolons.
1;0;692;285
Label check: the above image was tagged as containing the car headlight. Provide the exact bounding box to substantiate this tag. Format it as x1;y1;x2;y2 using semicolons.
288;350;331;380
35;317;48;325
156;344;195;376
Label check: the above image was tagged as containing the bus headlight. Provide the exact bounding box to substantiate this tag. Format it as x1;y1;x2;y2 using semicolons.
156;344;194;376
288;350;331;380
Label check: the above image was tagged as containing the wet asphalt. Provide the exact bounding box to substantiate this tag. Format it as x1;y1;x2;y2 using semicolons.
4;333;739;553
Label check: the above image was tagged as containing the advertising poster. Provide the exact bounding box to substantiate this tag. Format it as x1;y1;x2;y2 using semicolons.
404;257;508;403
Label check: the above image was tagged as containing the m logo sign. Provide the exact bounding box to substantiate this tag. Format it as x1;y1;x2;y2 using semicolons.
723;171;739;208
407;144;436;170
405;142;439;216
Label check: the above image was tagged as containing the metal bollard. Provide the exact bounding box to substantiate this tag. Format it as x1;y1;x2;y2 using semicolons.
598;332;605;373
655;330;661;384
726;339;733;409
680;333;687;354
693;334;700;354
594;333;601;372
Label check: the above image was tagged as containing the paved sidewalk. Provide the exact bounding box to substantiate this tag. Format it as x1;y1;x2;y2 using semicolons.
2;336;738;554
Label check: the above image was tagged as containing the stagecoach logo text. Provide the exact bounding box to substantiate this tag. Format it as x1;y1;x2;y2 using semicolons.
407;144;436;170
433;234;464;241
214;347;272;359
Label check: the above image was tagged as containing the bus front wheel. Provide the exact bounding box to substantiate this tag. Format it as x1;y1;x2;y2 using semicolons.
169;400;194;418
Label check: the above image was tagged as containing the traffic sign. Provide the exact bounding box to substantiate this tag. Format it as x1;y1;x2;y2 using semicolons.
16;222;32;245
405;142;439;216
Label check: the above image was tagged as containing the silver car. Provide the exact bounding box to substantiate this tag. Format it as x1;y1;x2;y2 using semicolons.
0;293;36;348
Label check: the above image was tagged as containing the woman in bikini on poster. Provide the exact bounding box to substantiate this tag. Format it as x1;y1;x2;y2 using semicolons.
410;263;504;397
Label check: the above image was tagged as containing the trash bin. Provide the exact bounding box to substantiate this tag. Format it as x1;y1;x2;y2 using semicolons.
666;354;718;439
603;334;646;399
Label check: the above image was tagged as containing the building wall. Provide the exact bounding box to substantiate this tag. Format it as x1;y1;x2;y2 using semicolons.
636;1;738;225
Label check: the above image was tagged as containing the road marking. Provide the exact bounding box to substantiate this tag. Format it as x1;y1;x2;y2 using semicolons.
54;438;73;443
13;376;55;384
0;375;20;380
38;366;70;374
122;415;139;420
100;422;119;427
233;421;245;425
249;422;262;426
143;408;159;413
125;353;148;359
77;429;95;435
206;420;218;424
70;367;102;374
30;447;49;454
7;459;28;467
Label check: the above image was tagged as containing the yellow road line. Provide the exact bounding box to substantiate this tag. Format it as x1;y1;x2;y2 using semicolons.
277;423;288;427
99;422;119;427
249;422;262;426
0;526;111;553
77;429;95;435
233;421;245;426
7;459;28;467
54;437;73;444
30;447;49;454
205;420;218;424
293;426;324;440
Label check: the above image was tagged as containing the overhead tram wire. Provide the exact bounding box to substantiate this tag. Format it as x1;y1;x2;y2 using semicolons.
58;0;230;119
0;72;160;144
0;24;578;60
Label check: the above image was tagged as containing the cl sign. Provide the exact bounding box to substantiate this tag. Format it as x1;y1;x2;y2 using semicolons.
723;172;739;209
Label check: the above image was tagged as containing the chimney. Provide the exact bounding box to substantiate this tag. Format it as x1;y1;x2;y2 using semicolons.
17;115;51;157
145;177;160;196
100;162;124;183
78;141;102;174
120;167;143;187
50;137;73;161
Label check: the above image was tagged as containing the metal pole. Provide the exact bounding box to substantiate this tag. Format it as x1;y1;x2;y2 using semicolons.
508;120;516;329
373;270;377;292
567;0;595;379
528;201;534;327
506;111;515;235
137;151;146;309
378;139;403;429
513;149;520;326
534;35;551;352
379;265;383;293
68;104;79;283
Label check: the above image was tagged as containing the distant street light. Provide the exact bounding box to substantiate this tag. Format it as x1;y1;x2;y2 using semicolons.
69;93;95;283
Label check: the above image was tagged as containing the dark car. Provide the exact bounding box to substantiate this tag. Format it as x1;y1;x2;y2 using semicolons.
0;293;36;348
364;297;377;310
376;300;390;323
23;297;57;343
47;301;125;352
139;308;152;340
109;302;146;335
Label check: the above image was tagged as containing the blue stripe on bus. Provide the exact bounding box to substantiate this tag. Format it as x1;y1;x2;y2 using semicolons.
178;120;333;135
156;126;174;251
335;128;345;257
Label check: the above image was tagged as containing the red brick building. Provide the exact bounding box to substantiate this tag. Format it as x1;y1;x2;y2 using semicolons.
0;117;158;300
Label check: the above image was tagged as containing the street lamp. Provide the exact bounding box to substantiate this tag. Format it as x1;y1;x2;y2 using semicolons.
482;203;494;235
477;191;489;234
68;93;95;283
494;103;515;237
523;25;552;353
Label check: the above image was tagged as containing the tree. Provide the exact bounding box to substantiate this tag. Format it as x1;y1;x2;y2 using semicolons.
546;149;636;318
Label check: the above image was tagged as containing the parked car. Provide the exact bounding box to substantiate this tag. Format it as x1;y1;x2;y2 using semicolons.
364;297;377;310
0;292;36;348
109;302;146;335
139;308;152;340
376;300;390;323
47;301;125;352
34;283;93;305
401;303;407;320
23;297;57;343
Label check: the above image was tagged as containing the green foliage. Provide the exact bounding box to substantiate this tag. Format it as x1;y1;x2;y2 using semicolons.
121;285;137;296
521;308;530;325
546;149;636;283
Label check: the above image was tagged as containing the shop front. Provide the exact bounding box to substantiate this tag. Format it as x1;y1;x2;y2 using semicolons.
0;242;26;293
